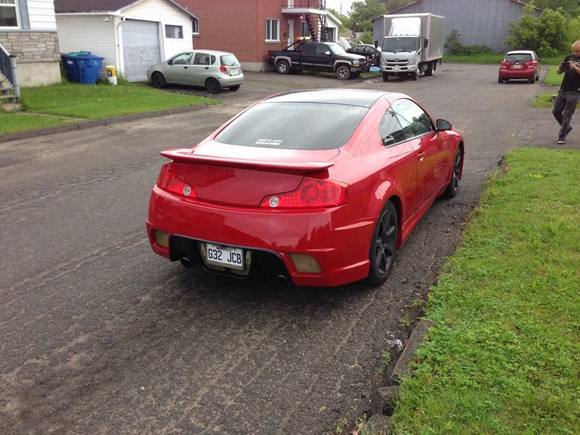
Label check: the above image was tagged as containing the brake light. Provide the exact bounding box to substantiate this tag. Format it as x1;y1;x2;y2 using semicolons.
220;65;228;74
156;163;196;198
260;178;347;209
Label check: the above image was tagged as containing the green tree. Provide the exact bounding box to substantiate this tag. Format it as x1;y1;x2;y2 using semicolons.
349;0;388;32
530;0;580;15
507;6;570;56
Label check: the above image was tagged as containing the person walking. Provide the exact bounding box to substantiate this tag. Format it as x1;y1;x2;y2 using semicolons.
554;40;580;144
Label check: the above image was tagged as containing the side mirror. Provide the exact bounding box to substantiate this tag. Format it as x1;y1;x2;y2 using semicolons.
382;135;396;146
436;119;452;131
424;39;429;48
324;51;331;56
167;59;173;65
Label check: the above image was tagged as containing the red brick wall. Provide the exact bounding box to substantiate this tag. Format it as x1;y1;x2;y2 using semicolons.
177;0;305;64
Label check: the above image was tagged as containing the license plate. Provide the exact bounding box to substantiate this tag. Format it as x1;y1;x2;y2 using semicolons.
205;243;244;270
513;64;523;69
229;68;240;76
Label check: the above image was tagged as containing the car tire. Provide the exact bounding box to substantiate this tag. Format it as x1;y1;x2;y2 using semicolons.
425;62;433;77
536;71;540;81
206;78;221;94
276;60;290;74
336;65;351;80
151;72;166;89
229;85;240;91
382;72;389;82
529;75;535;84
498;76;503;84
443;148;463;199
367;200;398;286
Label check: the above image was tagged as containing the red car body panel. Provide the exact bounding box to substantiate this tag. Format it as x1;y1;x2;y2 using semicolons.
147;90;464;287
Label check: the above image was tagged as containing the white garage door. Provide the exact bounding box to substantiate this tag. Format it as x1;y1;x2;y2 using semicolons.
122;19;161;81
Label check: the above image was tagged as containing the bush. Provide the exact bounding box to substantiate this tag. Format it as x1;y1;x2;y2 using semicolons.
445;29;493;55
507;6;569;57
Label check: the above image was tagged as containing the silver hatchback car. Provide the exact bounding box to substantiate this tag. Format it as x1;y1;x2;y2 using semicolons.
147;50;244;93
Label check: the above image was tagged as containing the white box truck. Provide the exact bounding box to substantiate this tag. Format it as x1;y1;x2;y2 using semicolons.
372;13;444;81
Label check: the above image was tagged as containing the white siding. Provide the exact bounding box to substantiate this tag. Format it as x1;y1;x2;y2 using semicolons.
122;0;193;60
28;0;57;31
56;16;117;68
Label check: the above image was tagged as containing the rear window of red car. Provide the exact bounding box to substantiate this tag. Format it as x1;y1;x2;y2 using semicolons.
215;102;368;150
506;53;533;63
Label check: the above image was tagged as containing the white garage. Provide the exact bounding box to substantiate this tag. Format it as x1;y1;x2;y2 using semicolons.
55;0;198;81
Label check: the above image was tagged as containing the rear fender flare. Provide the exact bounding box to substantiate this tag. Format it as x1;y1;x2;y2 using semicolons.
368;179;405;232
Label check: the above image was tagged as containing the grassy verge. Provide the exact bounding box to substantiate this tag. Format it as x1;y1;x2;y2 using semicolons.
544;66;563;87
1;82;217;135
532;92;555;108
392;148;579;433
445;54;563;65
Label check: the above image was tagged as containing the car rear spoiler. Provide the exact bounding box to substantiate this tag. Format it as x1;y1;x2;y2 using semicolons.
160;149;334;173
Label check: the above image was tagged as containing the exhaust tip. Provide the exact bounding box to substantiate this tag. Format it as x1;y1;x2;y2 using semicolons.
275;274;291;287
180;257;193;268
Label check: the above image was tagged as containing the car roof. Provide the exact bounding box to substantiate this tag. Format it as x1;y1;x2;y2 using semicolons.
189;49;236;56
266;89;389;108
506;50;535;55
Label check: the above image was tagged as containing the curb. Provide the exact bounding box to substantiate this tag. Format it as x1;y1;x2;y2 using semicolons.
0;104;212;143
371;319;434;419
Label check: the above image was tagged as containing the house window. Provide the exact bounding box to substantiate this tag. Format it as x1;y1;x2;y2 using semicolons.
0;0;19;28
265;19;280;42
192;18;199;35
165;25;183;39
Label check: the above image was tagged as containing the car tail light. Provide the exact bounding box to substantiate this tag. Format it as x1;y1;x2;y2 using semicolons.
220;65;228;74
260;178;347;209
156;163;196;198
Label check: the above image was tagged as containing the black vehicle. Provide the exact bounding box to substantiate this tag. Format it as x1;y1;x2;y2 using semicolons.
348;44;381;66
267;41;367;80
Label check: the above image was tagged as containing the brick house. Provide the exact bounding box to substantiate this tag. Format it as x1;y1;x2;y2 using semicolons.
0;0;61;89
177;0;341;71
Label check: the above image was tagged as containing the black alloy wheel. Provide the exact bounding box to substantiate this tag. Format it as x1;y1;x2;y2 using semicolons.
367;201;398;286
382;72;389;82
206;78;221;94
443;148;463;198
151;72;166;88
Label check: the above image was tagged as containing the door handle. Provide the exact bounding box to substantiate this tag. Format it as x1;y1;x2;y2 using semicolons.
417;151;426;161
183;66;188;69
204;67;209;70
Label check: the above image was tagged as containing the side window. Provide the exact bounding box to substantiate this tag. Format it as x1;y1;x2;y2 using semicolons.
172;53;193;65
379;108;405;145
316;44;329;55
301;44;315;55
194;53;211;65
392;99;433;140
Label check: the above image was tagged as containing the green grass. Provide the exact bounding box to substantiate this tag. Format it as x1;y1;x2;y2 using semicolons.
0;112;78;135
532;92;556;108
20;82;216;119
445;54;563;65
0;81;217;135
392;148;580;434
544;66;564;87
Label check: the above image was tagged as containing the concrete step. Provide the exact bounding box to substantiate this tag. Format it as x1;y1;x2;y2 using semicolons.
0;94;18;104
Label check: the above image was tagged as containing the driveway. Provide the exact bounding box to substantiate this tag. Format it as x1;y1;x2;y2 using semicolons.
0;64;576;434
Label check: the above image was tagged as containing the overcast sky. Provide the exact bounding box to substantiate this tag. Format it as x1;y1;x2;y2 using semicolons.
326;0;356;15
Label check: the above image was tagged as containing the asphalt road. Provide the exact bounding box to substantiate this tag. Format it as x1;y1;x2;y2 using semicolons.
0;65;577;434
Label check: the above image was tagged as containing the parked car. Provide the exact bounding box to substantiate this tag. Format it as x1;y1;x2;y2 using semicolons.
147;50;243;93
267;41;368;80
348;44;381;66
146;89;464;287
498;50;540;83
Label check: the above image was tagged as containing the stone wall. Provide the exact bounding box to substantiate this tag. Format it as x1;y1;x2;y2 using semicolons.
0;31;60;63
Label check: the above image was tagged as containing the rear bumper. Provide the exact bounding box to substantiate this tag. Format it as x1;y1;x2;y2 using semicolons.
499;68;536;79
216;73;244;87
147;186;375;287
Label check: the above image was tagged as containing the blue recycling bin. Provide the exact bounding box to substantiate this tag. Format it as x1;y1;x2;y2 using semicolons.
62;52;103;84
77;55;104;84
62;51;91;83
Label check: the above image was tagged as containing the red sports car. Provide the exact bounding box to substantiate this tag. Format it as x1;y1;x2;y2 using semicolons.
147;89;464;287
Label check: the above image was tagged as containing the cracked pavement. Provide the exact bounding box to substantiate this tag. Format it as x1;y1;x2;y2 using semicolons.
0;64;577;434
